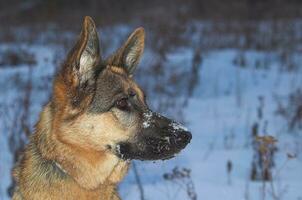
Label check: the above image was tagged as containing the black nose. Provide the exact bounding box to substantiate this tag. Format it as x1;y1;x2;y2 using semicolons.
175;131;192;148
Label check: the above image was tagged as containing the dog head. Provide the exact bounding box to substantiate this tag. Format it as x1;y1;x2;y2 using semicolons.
53;16;191;161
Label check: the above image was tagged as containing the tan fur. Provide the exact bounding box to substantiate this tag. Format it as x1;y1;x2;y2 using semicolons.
110;66;127;75
12;103;131;200
12;16;146;200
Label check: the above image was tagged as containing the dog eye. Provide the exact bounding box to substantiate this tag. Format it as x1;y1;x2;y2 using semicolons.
116;98;129;111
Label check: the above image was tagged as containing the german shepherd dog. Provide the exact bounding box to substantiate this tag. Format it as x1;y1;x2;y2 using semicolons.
12;16;191;200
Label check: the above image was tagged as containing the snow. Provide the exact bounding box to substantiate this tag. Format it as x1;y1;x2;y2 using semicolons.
142;111;153;128
170;121;188;132
119;50;302;200
0;31;302;200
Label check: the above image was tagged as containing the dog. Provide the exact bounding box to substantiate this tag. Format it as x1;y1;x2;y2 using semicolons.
12;16;191;200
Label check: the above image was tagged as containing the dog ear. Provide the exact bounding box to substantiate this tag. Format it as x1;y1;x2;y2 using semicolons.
107;27;145;75
64;16;100;87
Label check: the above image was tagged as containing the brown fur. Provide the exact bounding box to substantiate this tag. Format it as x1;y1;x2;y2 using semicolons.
12;16;143;200
12;102;130;200
12;16;191;200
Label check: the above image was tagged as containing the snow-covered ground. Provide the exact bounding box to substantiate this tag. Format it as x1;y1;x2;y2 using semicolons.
0;40;302;199
119;50;302;200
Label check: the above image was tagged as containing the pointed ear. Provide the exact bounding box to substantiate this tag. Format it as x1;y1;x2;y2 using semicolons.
65;16;100;86
107;27;145;75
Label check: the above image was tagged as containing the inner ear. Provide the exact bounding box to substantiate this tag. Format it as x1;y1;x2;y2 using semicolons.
67;16;101;86
107;28;145;75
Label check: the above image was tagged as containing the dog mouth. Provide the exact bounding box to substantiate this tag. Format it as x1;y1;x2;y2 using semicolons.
114;112;192;161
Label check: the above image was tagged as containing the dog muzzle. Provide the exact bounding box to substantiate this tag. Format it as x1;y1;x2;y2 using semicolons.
115;111;192;161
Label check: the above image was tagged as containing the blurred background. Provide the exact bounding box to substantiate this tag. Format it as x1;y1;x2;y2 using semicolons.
0;0;302;199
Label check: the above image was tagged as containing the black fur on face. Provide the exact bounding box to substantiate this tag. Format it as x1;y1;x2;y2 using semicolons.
115;110;192;161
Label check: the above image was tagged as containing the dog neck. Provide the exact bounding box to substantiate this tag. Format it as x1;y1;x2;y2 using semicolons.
33;103;130;190
14;141;124;199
